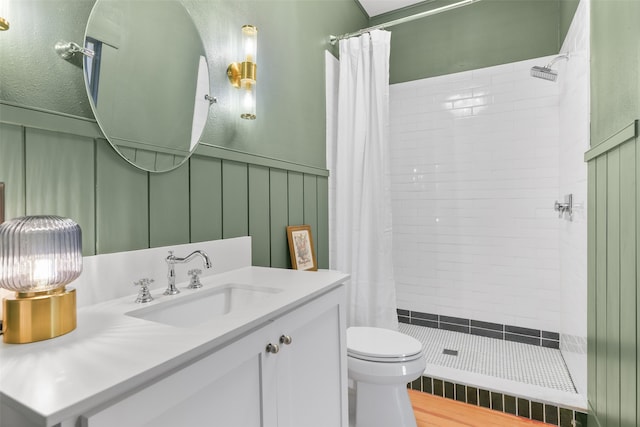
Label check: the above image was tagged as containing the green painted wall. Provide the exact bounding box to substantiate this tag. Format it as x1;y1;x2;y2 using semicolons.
0;0;580;267
0;0;366;266
0;103;330;269
587;0;640;426
370;0;579;84
559;0;581;43
0;0;367;170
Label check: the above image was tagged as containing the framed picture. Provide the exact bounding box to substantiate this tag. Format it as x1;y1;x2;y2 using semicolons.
286;225;317;271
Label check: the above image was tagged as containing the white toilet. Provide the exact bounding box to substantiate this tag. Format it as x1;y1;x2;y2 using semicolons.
347;326;425;427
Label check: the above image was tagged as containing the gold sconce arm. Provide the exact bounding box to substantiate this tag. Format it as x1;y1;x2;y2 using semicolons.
227;61;257;88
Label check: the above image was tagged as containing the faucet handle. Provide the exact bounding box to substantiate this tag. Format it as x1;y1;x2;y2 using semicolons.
187;269;203;289
134;278;154;303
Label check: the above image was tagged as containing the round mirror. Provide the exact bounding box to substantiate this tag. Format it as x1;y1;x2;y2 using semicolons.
83;0;210;172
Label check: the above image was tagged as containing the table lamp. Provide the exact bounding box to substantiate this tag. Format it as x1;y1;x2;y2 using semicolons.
0;216;82;343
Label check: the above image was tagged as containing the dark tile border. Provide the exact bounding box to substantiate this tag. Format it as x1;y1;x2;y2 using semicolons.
506;325;541;338
543;331;560;340
440;315;469;326
408;375;587;426
398;309;560;349
471;319;503;331
505;333;540;346
441;322;470;334
471;327;503;340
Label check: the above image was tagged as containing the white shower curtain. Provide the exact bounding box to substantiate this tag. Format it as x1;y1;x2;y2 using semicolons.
328;30;398;329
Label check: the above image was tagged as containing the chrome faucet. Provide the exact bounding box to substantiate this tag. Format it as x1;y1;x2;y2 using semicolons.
164;250;212;295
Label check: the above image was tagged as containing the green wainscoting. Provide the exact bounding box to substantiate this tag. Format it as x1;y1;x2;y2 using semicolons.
0;102;329;269
586;122;638;427
589;0;640;425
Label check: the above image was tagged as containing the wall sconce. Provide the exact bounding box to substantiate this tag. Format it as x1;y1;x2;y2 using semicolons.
0;216;82;344
227;25;257;120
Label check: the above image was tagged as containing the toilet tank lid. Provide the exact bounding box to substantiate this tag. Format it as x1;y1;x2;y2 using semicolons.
347;327;423;359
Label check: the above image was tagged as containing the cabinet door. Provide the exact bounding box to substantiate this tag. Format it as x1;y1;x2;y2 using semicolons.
272;287;347;427
80;324;270;427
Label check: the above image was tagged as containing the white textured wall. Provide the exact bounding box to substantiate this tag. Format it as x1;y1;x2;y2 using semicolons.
558;0;589;397
389;57;562;333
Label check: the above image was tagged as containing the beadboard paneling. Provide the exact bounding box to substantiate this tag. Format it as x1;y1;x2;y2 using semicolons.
248;165;271;267
303;174;319;258
95;137;149;254
149;163;191;247
317;177;329;269
25;127;96;255
0;123;26;221
0;106;329;269
269;169;290;269
222;160;249;239
190;156;223;243
288;171;305;226
587;129;638;427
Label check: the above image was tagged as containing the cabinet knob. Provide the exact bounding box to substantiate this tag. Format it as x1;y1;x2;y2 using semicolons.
279;335;292;345
266;343;280;354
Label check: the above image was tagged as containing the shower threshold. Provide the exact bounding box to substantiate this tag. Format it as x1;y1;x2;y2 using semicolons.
399;323;587;412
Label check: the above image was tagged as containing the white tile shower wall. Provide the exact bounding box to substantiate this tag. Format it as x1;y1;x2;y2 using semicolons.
389;57;562;333
558;0;589;397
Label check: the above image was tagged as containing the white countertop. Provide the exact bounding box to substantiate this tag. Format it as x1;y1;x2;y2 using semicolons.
0;266;349;426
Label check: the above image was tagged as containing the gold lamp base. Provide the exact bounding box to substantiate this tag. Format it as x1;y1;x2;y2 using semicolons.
2;287;76;344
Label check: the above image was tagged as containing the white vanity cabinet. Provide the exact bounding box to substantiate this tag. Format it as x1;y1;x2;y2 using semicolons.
79;285;347;427
79;322;268;427
264;285;347;427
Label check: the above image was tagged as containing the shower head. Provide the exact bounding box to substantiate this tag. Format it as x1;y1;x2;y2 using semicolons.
530;66;558;81
530;53;569;82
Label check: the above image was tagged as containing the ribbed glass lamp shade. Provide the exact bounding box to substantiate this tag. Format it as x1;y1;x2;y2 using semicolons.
0;216;82;293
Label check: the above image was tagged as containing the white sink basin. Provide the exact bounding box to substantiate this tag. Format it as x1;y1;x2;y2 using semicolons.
126;283;282;327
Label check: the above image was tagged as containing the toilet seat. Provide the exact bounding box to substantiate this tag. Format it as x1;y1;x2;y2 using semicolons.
347;327;423;362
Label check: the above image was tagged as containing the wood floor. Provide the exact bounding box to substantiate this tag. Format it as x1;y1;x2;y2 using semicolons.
409;389;552;427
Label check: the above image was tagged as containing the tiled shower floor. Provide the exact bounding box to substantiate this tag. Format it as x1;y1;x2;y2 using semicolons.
398;323;587;410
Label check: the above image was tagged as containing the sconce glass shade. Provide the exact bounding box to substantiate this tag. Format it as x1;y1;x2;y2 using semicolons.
227;25;257;120
241;84;256;120
0;216;82;294
242;25;257;81
240;25;257;119
242;25;257;62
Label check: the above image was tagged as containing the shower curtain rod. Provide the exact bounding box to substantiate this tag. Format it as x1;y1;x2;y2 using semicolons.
329;0;482;45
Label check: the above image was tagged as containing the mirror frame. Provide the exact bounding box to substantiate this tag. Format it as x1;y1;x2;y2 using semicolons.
82;0;210;173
